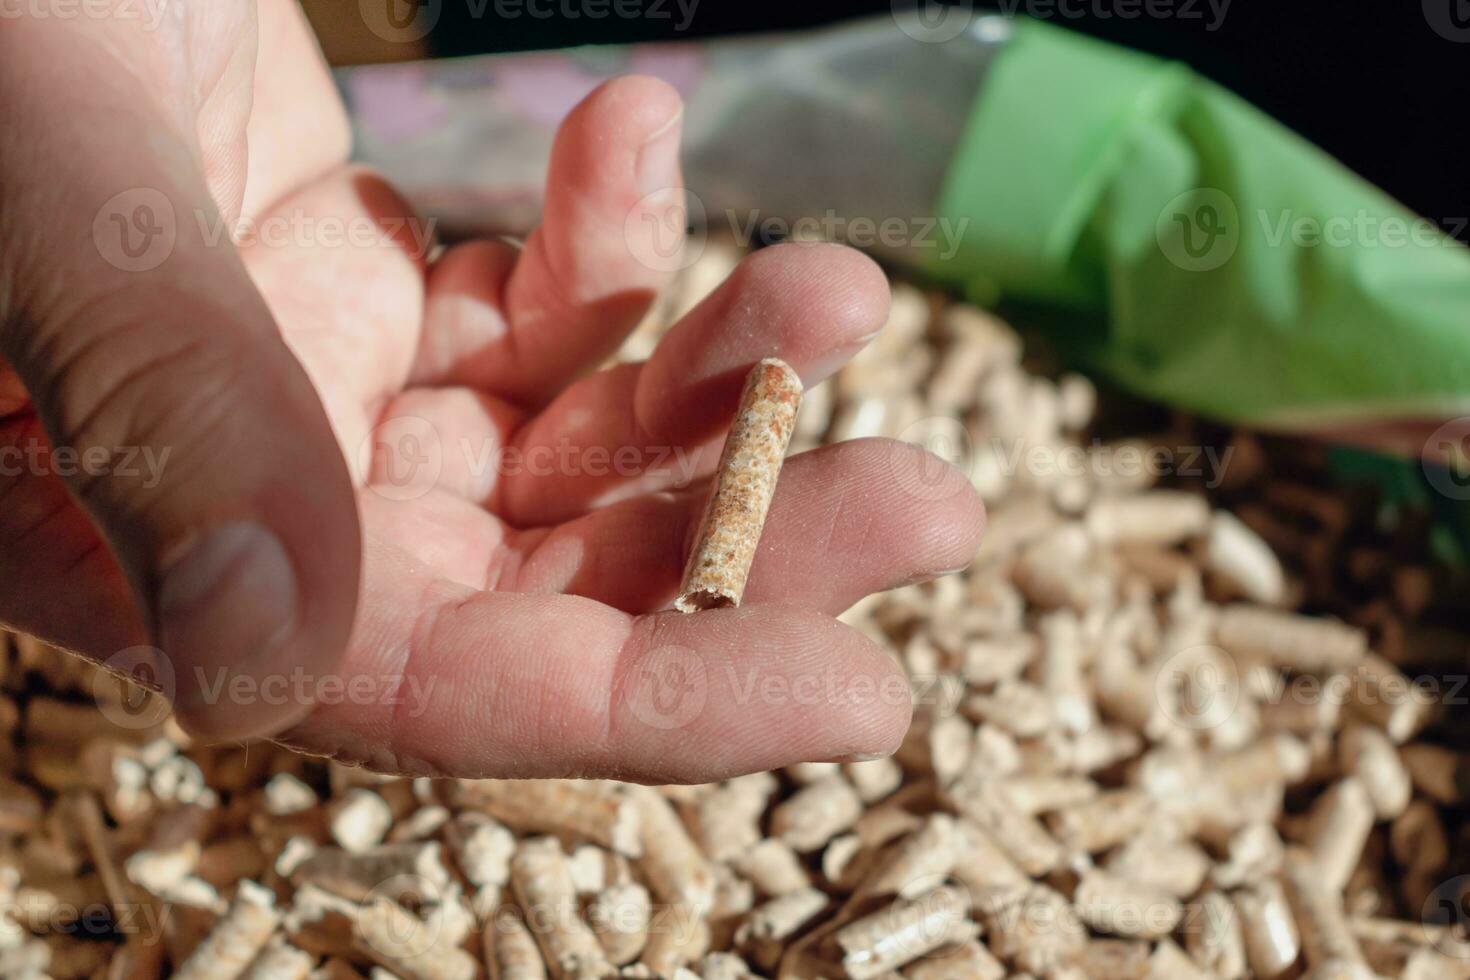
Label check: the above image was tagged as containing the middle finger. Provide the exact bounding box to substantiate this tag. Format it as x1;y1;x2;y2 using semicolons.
494;242;892;526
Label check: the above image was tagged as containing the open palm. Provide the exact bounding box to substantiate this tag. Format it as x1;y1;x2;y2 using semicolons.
0;0;982;782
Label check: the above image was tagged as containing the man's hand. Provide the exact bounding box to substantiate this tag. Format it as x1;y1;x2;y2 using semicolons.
0;0;983;782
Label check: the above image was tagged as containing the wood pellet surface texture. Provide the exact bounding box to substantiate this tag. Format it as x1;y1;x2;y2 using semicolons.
2;241;1468;979
676;358;803;614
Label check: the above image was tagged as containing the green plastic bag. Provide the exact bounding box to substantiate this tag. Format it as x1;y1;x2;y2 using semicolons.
932;18;1470;433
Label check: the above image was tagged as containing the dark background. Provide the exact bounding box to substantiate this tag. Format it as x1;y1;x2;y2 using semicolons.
405;0;1470;242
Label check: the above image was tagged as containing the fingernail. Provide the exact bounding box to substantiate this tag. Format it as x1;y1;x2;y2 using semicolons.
829;752;890;764
159;522;297;705
637;109;683;197
896;565;972;588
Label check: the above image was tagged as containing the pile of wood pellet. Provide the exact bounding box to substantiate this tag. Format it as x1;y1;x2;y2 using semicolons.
3;242;1470;980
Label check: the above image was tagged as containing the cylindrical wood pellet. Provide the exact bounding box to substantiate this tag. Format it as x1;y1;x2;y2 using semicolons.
1085;490;1210;546
1236;879;1301;980
1282;850;1365;969
1303;779;1375;893
452;780;641;857
1073;868;1183;940
946;779;1063;876
586;882;650;966
639;903;710;976
771;776;863;853
485;906;548;980
354;895;480;980
629;785;715;914
173;880;280;980
510;837;613;980
1338;724;1411;819
732;839;811;897
856;814;956;899
1215;605;1368;673
735;886;829;970
1206;511;1287;605
240;936;315;980
901;940;1005;980
676;358;802;612
980;885;1085;975
834;884;971;980
1184;889;1247;979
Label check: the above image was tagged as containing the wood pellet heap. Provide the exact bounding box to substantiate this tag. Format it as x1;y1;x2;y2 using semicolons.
2;243;1469;979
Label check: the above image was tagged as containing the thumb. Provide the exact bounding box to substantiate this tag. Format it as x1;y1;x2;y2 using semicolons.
0;22;360;741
